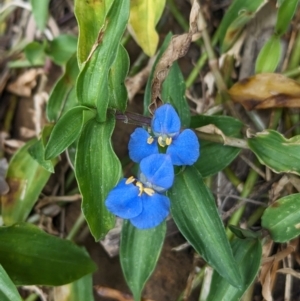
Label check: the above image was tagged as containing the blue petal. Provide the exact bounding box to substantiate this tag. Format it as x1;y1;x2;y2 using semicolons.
105;179;142;219
139;154;174;191
128;128;159;163
130;193;170;229
151;104;181;136
167;129;200;165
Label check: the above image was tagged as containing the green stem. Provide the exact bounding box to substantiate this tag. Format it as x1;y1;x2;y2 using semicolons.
226;167;259;239
185;53;208;88
287;30;300;70
66;212;86;241
24;294;39;301
247;206;265;227
268;108;282;130
283;66;300;78
167;0;189;32
246;111;266;131
223;167;244;193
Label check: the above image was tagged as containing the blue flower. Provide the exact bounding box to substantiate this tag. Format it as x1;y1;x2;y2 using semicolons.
105;154;174;229
128;104;200;166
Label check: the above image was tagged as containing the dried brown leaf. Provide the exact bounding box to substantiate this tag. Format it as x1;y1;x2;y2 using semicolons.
7;69;43;97
149;0;200;112
260;239;298;301
277;268;300;279
228;73;300;110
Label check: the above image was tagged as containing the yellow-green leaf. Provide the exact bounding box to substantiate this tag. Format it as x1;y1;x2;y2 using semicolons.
129;0;166;56
74;0;114;67
248;130;300;175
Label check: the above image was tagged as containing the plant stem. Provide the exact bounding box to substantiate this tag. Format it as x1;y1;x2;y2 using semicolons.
185;53;208;88
247;206;265;227
167;0;189;32
195;130;249;149
66;212;86;241
226;166;259;239
24;294;39;301
223;167;244;193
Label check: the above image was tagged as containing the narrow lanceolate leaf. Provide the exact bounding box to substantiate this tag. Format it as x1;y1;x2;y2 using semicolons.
47;54;79;122
169;166;241;288
45;106;96;160
120;221;166;301
255;36;282;73
74;0;114;67
108;44;129;112
129;0;166;56
207;238;262;300
53;273;94;301
262;194;300;242
75;115;122;240
0;265;22;301
215;0;267;52
76;0;130;122
1;140;51;225
190;115;243;177
275;0;300;36
161;62;190;127
0;223;97;285
248;130;300;175
30;0;50;31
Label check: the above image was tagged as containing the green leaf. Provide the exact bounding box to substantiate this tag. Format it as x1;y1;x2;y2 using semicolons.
216;0;267;52
275;0;300;36
108;44;129;112
169;166;241;288
47;54;79;122
74;0;114;67
190;115;243;177
28;124;57;173
76;0;130;122
75;115;122;240
1;139;51;225
255;35;282;73
30;0;50;31
262;193;300;242
46;34;78;65
53;273;94;301
120;221;166;301
206;238;262;301
68;274;94;301
45;106;96;160
24;41;46;66
161;62;190;127
248;129;300;175
129;0;166;56
0;265;22;301
0;223;97;285
229;225;262;240
143;32;172;114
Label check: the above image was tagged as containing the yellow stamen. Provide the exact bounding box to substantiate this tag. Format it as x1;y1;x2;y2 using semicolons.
147;136;154;144
136;181;143;196
125;176;135;184
166;137;172;146
158;136;164;147
144;188;155;196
